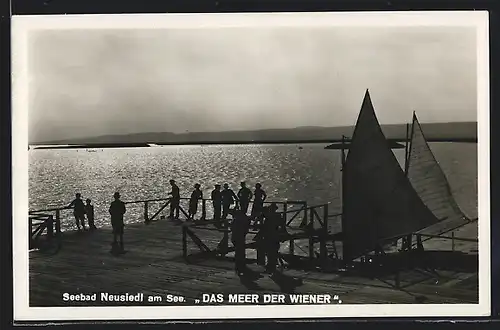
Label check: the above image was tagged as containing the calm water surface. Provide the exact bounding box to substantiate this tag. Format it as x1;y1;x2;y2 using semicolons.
29;143;478;231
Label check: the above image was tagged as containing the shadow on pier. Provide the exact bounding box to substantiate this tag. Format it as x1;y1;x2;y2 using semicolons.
28;196;478;307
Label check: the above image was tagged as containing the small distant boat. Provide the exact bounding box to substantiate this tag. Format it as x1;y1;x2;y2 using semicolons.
298;146;303;150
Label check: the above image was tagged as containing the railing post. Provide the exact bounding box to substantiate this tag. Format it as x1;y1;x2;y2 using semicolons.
29;217;33;250
320;204;328;261
47;215;54;241
283;202;288;227
201;200;206;221
303;202;308;225
55;209;61;237
144;201;149;223
452;231;455;252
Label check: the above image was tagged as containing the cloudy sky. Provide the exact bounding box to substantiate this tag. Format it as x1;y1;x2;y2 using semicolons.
28;26;477;142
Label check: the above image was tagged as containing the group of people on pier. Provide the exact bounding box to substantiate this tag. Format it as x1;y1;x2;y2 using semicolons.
230;203;287;276
166;179;286;276
68;192;125;253
167;180;268;222
67;193;97;232
69;179;285;270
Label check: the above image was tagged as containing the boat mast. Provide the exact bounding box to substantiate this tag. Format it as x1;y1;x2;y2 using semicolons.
404;122;410;176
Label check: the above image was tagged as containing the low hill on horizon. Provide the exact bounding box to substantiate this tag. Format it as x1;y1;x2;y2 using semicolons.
32;122;477;146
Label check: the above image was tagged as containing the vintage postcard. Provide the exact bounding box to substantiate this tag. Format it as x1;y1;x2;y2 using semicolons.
12;11;490;321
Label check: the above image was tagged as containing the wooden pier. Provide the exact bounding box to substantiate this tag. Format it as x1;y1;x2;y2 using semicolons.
29;197;478;307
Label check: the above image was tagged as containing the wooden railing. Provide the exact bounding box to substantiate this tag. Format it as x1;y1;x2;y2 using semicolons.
28;197;313;251
29;209;63;252
182;201;339;265
121;197;309;225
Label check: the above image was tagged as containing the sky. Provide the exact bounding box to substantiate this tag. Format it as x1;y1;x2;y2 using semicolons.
28;26;477;142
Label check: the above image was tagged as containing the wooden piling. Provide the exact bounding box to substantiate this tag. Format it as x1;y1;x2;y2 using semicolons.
308;208;314;260
319;204;328;261
201;200;207;221
55;209;61;237
144;201;149;223
47;215;54;240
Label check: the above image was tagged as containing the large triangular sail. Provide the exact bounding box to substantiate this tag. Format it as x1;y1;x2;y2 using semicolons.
342;91;439;261
406;113;472;235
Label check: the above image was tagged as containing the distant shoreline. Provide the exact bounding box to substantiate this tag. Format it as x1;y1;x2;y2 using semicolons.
31;122;477;147
29;138;477;150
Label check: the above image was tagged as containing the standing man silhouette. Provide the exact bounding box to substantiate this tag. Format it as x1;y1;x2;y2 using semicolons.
221;183;238;220
168;179;180;219
68;193;86;231
251;183;267;219
211;184;222;224
85;198;97;231
188;183;203;220
230;209;251;275
261;203;284;275
109;192;126;252
237;181;253;215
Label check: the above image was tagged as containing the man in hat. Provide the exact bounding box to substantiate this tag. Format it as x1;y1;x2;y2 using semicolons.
221;183;239;220
237;181;253;215
188;183;203;220
260;203;284;274
211;184;222;223
251;183;267;219
168;179;180;219
109;192;126;252
229;209;252;275
68;193;86;231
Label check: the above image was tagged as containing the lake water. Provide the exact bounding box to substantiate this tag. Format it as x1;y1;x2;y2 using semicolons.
29;143;478;231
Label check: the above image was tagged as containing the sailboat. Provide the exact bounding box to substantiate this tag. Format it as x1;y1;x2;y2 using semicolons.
289;89;476;268
340;90;441;262
406;113;476;237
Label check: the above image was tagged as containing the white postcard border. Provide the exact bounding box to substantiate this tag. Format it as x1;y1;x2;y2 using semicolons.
12;11;490;321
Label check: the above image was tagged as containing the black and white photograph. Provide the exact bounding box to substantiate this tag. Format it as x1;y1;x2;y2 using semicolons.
12;12;490;320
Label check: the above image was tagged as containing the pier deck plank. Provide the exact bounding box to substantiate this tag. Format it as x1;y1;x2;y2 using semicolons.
29;219;478;306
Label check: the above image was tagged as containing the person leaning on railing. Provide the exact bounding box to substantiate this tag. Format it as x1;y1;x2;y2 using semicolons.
68;193;87;231
168;179;180;219
221;183;239;220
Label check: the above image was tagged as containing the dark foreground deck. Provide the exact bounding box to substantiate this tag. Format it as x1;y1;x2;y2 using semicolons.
29;219;479;307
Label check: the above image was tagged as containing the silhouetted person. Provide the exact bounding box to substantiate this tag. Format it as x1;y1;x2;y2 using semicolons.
168;179;180;219
237;182;253;215
230;209;251;275
68;193;86;231
211;184;222;223
85;198;97;231
261;203;284;275
221;183;238;220
188;183;203;220
109;192;126;252
251;183;267;219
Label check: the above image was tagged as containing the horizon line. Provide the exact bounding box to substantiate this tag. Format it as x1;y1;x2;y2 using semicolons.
30;120;477;145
